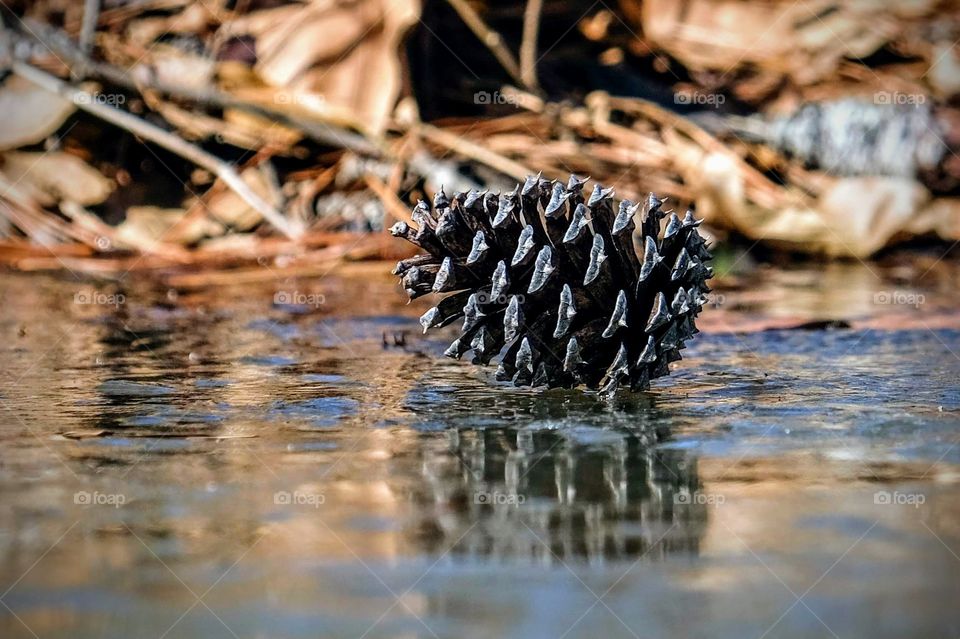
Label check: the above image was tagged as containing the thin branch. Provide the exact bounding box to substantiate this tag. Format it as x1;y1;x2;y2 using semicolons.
444;0;528;90
12;61;303;240
520;0;543;90
14;19;383;156
417;123;534;181
363;174;414;226
78;0;100;57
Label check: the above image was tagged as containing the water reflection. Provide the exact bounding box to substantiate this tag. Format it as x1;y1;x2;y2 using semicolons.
413;424;707;562
2;268;959;639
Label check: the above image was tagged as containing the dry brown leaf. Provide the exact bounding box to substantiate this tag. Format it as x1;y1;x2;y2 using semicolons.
130;44;217;93
124;1;215;46
116;206;223;248
927;41;960;98
220;0;420;135
634;0;930;88
907;197;960;241
0;75;76;151
0;152;114;206
677;145;957;257
816;177;929;256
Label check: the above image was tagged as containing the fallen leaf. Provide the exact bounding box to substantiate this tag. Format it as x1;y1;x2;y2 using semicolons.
221;0;421;134
0;75;76;150
0;152;114;206
115;206;223;247
130;44;217;93
633;0;930;89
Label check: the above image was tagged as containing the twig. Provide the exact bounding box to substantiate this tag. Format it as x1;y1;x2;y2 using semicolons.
417;123;535;181
363;173;414;226
59;200;192;261
12;61;303;240
78;0;100;58
520;0;543;91
444;0;527;90
13;19;384;156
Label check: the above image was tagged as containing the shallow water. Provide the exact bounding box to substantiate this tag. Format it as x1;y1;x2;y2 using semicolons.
1;260;959;639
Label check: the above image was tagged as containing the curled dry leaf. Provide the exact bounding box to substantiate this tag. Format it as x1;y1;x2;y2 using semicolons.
124;2;216;47
677;147;959;257
220;0;421;134
0;151;114;207
0;75;75;151
906;197;960;241
632;0;933;89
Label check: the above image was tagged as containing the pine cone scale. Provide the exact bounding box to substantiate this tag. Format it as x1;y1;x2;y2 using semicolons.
391;174;712;394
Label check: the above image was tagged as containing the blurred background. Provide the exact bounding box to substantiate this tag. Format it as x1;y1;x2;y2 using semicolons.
1;0;959;275
1;2;960;639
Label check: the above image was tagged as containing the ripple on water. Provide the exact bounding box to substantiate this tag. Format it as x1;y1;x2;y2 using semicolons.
267;396;360;429
240;354;299;367
97;379;176;397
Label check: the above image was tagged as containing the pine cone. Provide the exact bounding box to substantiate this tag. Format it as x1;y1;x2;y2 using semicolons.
391;174;712;394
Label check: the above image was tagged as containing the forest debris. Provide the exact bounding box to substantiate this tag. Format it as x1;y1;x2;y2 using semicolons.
417;122;535;181
445;0;527;89
228;0;421;135
928;42;960;97
163;234;395;288
11;60;303;239
0;75;75;150
627;0;955;107
636;0;905;88
817;177;929;257
907;197;960;241
116;206;222;248
129;43;215;93
12;18;379;154
675;140;952;258
519;0;544;90
123;1;211;46
0;151;114;206
716;100;950;184
0;0;956;274
363;173;415;226
204;167;277;232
